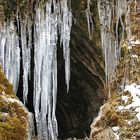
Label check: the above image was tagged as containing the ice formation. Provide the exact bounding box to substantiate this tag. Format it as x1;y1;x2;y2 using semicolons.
21;22;31;104
98;0;129;84
98;0;117;84
0;22;20;93
60;0;72;92
118;83;140;121
0;0;72;139
34;1;72;139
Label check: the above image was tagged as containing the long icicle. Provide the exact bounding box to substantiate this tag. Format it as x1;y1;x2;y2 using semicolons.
98;0;127;85
0;22;20;93
34;0;72;139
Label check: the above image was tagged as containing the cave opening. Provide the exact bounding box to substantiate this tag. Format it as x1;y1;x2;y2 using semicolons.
15;27;104;139
15;18;104;140
0;0;105;139
56;43;104;139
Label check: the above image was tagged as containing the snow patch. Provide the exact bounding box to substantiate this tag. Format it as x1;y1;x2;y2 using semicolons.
131;40;140;45
112;126;119;131
118;83;140;121
118;106;125;111
117;83;140;121
131;55;138;58
121;96;129;103
112;126;120;140
128;46;132;50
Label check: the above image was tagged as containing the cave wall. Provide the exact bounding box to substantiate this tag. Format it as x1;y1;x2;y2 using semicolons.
56;0;105;139
0;67;32;140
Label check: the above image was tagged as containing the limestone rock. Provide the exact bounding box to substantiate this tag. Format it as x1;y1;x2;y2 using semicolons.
0;67;32;140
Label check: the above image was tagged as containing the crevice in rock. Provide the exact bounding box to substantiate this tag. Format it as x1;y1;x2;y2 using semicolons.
56;23;105;139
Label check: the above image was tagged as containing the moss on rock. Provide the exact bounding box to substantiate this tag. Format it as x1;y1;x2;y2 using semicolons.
0;67;29;140
90;1;140;138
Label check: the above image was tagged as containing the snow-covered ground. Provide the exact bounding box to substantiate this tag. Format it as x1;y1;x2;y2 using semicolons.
112;83;140;139
118;83;140;121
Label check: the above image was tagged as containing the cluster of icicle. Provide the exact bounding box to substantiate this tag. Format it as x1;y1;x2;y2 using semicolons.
0;20;32;102
34;0;72;139
98;0;132;86
0;0;72;139
0;22;21;93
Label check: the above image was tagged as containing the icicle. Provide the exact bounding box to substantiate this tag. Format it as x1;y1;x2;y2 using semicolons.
34;0;72;139
0;22;20;93
98;0;116;83
60;0;72;92
0;27;6;73
20;22;31;104
98;0;128;85
85;0;93;39
34;3;57;138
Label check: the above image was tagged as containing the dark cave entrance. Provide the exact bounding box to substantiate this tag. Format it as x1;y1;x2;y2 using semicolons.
56;45;104;139
16;45;104;139
15;22;104;139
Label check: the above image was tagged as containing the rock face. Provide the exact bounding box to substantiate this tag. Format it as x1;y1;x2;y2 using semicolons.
92;128;116;140
0;67;31;140
90;1;140;139
56;0;105;138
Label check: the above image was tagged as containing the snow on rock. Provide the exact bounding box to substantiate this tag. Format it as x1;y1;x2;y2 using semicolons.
112;126;119;131
121;95;129;103
128;46;132;50
124;83;140;121
117;83;140;121
130;40;140;46
112;126;120;140
91;0;140;139
131;54;138;58
117;105;125;111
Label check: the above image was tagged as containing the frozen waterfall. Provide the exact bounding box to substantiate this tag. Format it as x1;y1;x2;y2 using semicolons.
0;0;72;139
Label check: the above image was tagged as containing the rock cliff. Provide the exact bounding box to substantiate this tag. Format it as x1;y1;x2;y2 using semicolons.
90;1;140;139
0;67;32;140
